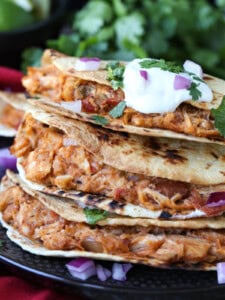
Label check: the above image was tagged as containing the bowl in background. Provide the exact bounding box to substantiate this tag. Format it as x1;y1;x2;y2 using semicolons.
0;0;69;68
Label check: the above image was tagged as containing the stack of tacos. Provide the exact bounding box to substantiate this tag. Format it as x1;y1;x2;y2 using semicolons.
1;49;225;271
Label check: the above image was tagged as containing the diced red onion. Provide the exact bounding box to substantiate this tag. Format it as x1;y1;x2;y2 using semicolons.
112;263;133;281
66;258;96;280
217;262;225;284
0;148;17;170
139;70;148;81
75;57;101;71
61;100;82;113
66;259;134;282
174;75;191;90
96;264;111;282
183;60;203;78
206;192;225;208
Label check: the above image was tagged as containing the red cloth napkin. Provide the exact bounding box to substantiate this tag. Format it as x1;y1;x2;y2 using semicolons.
0;66;24;92
0;68;86;299
0;274;84;300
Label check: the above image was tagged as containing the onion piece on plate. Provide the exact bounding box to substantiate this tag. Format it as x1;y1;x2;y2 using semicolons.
66;258;96;280
0;148;17;171
112;263;133;281
217;262;225;284
96;264;111;282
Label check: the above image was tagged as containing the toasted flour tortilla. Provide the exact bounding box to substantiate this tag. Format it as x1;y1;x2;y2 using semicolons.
27;107;225;185
42;49;225;111
4;170;225;229
0;171;223;270
16;159;225;220
23;49;225;144
10;109;225;219
0;91;25;136
3;229;216;271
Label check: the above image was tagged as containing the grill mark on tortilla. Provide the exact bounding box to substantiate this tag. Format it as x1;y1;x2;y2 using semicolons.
145;138;161;150
203;75;213;81
164;150;187;164
108;200;125;209
56;190;65;195
205;163;212;170
210;151;219;159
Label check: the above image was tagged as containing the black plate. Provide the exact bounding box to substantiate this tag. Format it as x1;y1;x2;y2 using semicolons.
1;226;225;300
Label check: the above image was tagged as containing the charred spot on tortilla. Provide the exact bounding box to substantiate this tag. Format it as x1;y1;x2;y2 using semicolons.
159;211;172;219
74;191;86;197
75;180;82;184
87;195;97;202
97;132;110;141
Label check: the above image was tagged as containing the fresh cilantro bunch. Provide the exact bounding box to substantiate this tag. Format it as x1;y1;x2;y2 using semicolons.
22;0;225;79
46;0;225;79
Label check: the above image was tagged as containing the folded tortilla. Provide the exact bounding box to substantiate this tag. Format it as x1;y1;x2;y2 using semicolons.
2;171;225;270
22;49;225;144
11;112;225;219
0;91;24;137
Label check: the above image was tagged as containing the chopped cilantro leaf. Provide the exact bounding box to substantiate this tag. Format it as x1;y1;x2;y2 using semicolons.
192;75;205;83
106;61;125;90
84;208;109;225
109;101;126;118
139;59;183;73
211;96;225;137
188;82;202;100
91;115;108;125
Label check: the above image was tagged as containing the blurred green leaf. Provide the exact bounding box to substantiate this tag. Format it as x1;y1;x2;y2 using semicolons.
47;34;79;56
21;47;43;73
21;0;225;78
73;0;112;36
115;13;145;46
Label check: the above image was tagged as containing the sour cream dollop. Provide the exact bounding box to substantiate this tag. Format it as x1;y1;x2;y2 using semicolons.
123;59;213;114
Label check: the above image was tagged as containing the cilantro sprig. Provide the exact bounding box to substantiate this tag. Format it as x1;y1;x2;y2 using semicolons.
106;61;125;90
211;96;225;137
91;115;108;125
84;208;109;225
188;82;202;101
109;101;126;118
139;59;183;73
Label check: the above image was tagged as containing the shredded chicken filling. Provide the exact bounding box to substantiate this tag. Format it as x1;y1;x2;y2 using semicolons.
22;65;218;138
11;115;215;214
1;185;225;265
1;104;23;129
